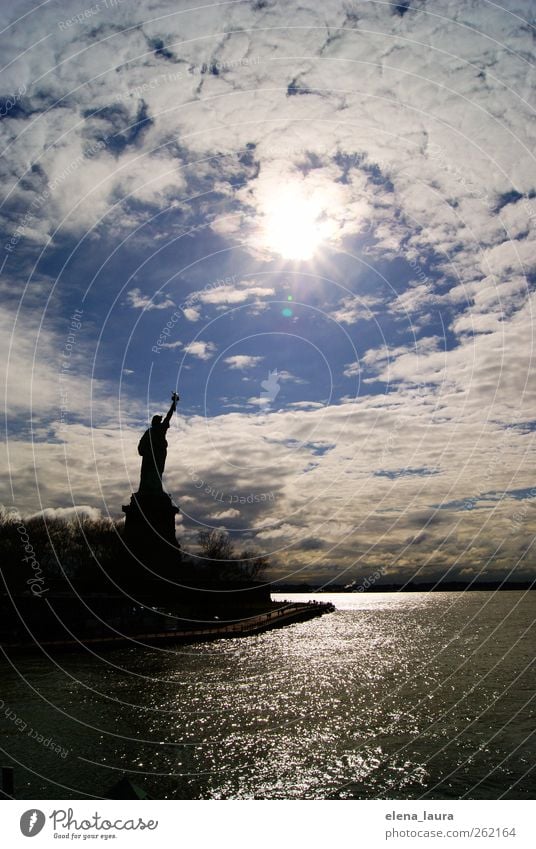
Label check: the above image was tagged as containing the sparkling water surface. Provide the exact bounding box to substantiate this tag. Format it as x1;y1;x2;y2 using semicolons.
1;592;534;799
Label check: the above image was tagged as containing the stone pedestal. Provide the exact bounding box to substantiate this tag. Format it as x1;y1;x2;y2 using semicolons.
122;491;181;586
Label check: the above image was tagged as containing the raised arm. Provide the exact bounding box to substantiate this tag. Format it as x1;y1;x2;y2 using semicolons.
163;392;179;426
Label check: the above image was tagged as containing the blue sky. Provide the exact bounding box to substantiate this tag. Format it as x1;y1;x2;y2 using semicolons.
1;0;535;584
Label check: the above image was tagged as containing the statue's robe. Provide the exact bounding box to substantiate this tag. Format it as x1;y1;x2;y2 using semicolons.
137;422;169;495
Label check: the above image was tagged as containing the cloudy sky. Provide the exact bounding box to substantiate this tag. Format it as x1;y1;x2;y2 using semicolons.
1;0;535;586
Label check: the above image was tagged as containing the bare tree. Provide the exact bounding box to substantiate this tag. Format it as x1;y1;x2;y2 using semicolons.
236;549;269;582
197;529;235;562
197;530;268;582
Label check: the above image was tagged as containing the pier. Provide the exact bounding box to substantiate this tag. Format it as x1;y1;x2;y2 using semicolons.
1;599;335;652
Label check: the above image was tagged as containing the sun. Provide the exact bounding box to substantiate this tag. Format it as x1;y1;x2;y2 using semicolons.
261;182;335;261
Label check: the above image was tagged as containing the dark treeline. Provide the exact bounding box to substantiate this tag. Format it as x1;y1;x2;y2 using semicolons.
0;510;267;595
195;528;267;582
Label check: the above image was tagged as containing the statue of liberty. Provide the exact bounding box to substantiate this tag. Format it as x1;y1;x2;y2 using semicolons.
137;392;179;495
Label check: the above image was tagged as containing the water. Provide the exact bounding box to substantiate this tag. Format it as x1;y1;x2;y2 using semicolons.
1;592;534;799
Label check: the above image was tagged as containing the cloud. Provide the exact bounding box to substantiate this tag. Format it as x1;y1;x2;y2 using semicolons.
343;361;360;378
184;340;216;360
197;284;275;306
288;401;324;410
389;285;437;317
160;340;182;349
0;302;124;423
277;370;306;383
246;396;271;407
183;307;201;322
224;355;264;370
27;505;104;522
126;288;175;311
331;294;384;325
209;508;241;520
176;282;275;323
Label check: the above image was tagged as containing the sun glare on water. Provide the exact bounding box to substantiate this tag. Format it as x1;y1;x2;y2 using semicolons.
262;183;336;261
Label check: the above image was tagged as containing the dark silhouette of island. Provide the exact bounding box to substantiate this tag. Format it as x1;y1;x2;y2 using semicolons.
0;507;333;652
0;392;335;650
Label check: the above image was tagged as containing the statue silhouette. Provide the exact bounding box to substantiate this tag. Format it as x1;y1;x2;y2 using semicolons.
137;393;178;495
122;392;182;579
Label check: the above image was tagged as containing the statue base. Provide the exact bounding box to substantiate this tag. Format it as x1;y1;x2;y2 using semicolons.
122;491;181;587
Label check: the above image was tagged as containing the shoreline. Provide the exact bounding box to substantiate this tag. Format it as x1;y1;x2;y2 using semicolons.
1;600;335;653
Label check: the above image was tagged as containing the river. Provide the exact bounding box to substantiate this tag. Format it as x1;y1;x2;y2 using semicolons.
0;591;534;799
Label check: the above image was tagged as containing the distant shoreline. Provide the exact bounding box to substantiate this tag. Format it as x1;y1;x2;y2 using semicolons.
273;582;535;593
